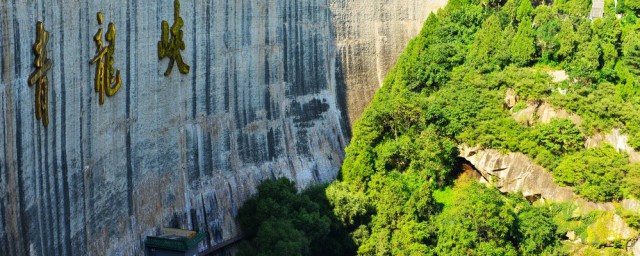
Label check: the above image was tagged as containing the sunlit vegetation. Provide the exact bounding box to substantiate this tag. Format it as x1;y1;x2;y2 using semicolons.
237;0;640;254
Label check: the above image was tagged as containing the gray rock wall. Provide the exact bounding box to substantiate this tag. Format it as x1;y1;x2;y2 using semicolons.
331;0;447;123
0;0;443;255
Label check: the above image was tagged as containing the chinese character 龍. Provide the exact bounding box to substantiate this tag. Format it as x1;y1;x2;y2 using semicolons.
90;12;122;105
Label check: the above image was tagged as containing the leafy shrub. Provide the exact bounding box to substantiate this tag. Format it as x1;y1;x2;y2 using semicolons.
622;163;640;199
554;145;628;201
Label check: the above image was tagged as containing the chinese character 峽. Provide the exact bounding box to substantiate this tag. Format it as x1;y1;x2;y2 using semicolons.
158;0;190;76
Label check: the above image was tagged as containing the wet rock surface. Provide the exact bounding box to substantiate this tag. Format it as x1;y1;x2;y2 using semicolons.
0;1;444;255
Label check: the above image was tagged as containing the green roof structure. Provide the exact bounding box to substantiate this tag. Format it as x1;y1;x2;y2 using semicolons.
145;228;206;254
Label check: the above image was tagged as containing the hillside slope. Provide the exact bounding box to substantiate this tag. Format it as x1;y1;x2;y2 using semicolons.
328;0;640;254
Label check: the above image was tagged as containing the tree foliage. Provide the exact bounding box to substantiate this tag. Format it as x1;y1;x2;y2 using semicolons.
623;30;640;77
554;145;628;201
531;119;584;155
556;19;577;60
434;181;558;255
510;18;536;66
622;163;640;199
434;181;519;255
468;14;510;72
237;178;355;256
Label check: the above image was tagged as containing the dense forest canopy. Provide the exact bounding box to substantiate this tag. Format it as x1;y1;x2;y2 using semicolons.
237;0;640;254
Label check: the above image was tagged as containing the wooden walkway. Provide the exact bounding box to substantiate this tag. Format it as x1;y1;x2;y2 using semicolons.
198;235;245;255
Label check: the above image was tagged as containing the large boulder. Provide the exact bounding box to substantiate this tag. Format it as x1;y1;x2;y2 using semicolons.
584;212;638;245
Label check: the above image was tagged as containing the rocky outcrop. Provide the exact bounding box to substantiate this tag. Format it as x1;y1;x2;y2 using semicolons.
507;93;640;163
460;146;639;248
504;88;519;109
584;212;638;245
586;128;640;162
460;146;576;203
511;102;583;126
631;237;640;256
623;199;640;213
547;70;569;83
461;146;640;211
0;1;444;255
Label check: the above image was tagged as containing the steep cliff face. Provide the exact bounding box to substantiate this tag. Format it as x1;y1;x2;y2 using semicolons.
330;0;447;124
0;1;442;255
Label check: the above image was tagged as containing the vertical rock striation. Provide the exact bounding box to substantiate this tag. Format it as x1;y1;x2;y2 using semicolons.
331;0;447;124
0;0;443;255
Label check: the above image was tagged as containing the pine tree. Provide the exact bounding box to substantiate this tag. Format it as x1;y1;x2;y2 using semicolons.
516;0;534;22
468;15;507;72
510;18;536;66
556;19;577;60
623;31;640;77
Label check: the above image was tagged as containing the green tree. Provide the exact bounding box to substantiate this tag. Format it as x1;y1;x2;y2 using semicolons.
510;18;537;66
620;0;640;13
623;30;640;78
532;119;584;155
554;0;592;16
503;0;522;23
516;0;534;22
535;16;561;62
569;41;602;83
533;5;555;25
554;145;628;201
574;19;593;44
622;163;640;198
593;16;621;45
556;19;577;60
517;207;558;255
435;181;519;255
468;14;509;72
325;183;369;226
249;220;309;256
237;178;355;256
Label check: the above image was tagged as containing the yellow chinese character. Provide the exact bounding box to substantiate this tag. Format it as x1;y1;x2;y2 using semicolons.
158;0;190;76
90;12;121;105
27;21;52;127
